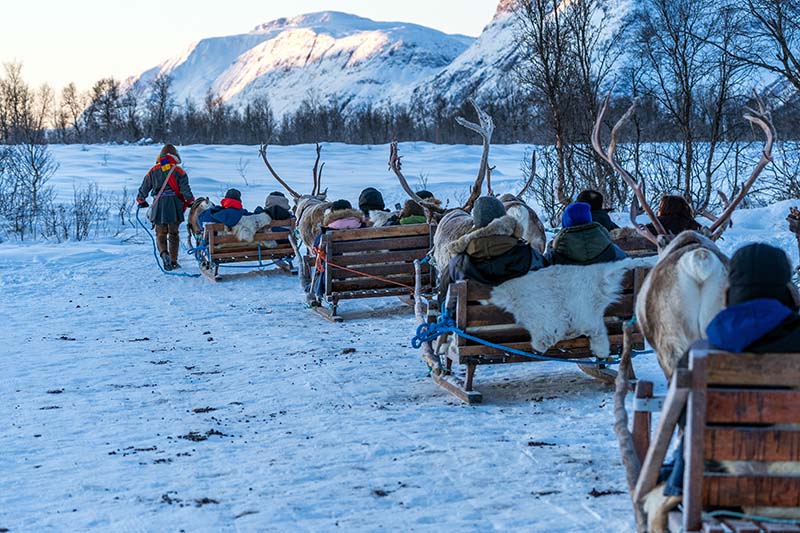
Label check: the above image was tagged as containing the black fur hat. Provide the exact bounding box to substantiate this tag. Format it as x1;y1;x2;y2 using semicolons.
358;188;385;213
728;243;797;310
331;199;353;211
576;190;604;211
224;189;242;201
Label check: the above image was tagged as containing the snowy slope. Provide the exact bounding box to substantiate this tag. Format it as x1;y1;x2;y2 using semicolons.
2;143;799;531
129;12;473;119
407;0;632;107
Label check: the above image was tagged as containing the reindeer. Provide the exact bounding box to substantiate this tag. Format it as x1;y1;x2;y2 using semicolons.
595;98;776;532
259;143;329;249
187;197;211;248
498;152;547;253
391;99;546;270
259;143;330;296
592;95;775;380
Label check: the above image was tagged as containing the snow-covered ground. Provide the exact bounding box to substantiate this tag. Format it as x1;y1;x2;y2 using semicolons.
1;143;798;532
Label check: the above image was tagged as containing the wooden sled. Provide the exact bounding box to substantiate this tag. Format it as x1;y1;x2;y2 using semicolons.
197;220;297;282
309;224;435;322
631;345;800;533
426;268;649;404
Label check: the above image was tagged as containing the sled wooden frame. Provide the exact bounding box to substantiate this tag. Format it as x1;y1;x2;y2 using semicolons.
308;224;436;322
428;268;650;404
199;220;298;282
631;345;800;533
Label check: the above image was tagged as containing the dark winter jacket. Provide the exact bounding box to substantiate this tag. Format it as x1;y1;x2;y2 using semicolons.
255;205;293;221
441;216;545;301
707;299;800;354
544;222;627;266
137;154;194;225
197;198;251;229
591;209;619;232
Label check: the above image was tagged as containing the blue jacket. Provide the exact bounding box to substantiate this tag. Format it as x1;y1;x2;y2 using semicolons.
198;205;251;229
706;299;795;353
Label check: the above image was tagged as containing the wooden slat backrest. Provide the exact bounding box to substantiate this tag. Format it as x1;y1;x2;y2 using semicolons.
683;348;800;531
321;224;434;295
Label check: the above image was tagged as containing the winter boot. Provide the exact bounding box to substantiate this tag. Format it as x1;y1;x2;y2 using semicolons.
161;251;173;271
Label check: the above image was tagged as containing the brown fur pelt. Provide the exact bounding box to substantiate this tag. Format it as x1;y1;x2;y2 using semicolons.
499;194;547;253
637;231;729;379
447;215;521;255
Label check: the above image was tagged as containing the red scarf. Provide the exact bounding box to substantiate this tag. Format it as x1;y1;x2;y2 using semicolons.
221;198;242;210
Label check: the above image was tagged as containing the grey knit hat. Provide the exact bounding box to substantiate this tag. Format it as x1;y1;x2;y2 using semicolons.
265;191;290;211
473;196;506;229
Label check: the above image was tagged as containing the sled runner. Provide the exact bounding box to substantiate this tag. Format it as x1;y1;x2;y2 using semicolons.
310;224;435;322
426;267;649;404
195;220;297;281
631;345;800;533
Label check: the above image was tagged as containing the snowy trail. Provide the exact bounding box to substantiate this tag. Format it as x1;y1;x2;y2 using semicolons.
2;143;798;532
1;239;655;532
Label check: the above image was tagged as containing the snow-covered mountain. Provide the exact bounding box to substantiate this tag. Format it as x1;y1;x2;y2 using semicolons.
406;3;521;109
129;11;474;118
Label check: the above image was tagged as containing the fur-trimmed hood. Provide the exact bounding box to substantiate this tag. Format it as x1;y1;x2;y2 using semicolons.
447;215;522;255
324;208;366;227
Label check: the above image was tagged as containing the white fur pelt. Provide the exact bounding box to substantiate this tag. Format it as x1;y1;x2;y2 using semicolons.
369;210;397;227
490;257;656;357
229;213;274;244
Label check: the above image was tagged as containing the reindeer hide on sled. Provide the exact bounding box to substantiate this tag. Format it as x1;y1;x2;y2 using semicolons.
490;257;656;357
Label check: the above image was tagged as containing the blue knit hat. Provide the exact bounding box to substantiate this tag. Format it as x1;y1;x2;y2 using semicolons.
562;202;593;228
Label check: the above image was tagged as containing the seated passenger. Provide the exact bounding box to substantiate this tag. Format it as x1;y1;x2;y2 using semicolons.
646;194;701;236
323;199;367;231
257;191;293;221
398;199;428;225
544;202;627;266
441;196;545;300
197;188;250;230
576;189;619;231
651;243;800;529
416;189;441;206
358;187;399;227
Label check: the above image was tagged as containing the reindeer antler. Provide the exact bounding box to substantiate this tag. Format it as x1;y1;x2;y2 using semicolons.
516;151;537;200
708;94;775;240
592;95;666;245
455;98;495;212
259;144;301;200
312;143;324;197
389;142;445;219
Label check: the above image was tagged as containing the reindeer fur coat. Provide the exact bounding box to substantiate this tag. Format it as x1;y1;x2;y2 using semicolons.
490;256;656;357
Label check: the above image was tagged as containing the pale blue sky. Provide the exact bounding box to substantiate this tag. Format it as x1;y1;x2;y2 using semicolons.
1;0;498;91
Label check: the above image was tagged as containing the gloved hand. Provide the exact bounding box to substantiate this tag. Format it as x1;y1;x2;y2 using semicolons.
138;200;150;209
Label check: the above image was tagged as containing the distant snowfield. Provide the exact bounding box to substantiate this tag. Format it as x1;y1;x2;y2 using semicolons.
1;144;797;532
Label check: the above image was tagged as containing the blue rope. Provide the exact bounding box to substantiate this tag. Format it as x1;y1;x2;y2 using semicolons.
136;209;201;278
706;510;800;526
412;309;649;366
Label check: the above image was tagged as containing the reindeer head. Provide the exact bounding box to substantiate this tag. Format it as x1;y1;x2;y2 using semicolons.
592;93;775;248
389;98;495;222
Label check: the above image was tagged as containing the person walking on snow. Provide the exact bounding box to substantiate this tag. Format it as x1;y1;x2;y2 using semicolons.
137;144;195;271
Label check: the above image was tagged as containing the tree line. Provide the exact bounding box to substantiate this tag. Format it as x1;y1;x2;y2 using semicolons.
1;0;800;237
